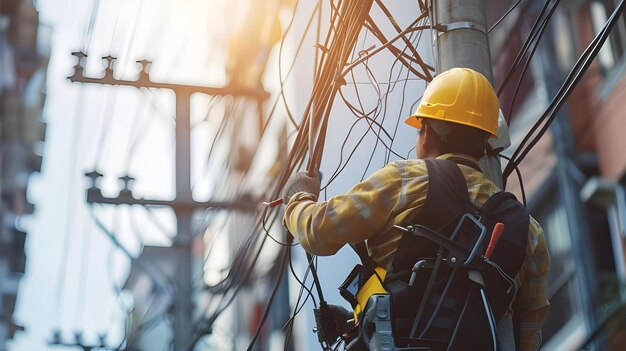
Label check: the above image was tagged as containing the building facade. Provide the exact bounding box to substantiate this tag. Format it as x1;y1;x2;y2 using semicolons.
0;0;48;348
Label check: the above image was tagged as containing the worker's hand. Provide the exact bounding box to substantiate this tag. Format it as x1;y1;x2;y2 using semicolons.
282;171;321;202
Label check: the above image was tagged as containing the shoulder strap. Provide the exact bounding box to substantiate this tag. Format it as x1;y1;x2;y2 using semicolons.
419;158;473;232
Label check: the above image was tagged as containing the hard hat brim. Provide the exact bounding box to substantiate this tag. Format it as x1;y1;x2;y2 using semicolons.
405;116;423;130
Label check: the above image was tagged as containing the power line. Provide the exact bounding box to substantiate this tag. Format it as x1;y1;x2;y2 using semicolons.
497;0;555;96
506;0;561;120
489;0;525;33
503;0;625;181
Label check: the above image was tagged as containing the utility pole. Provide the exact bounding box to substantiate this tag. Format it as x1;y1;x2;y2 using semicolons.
70;52;267;350
433;0;503;186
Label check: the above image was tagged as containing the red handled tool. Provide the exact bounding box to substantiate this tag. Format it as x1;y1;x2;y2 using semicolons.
484;222;504;260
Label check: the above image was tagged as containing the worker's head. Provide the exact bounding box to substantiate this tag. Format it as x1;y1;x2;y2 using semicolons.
406;68;499;159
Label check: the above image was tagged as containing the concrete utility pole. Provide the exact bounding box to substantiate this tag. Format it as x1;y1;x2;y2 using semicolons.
70;53;266;350
433;0;503;186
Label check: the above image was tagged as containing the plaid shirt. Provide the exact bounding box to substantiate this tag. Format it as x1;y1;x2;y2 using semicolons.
284;153;550;351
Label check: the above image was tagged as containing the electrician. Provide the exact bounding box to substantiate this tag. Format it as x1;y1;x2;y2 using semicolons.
282;68;550;351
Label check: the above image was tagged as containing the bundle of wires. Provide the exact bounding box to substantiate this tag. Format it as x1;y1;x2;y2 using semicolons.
188;0;439;349
502;0;625;182
288;0;377;177
187;1;379;349
242;1;436;349
246;1;379;349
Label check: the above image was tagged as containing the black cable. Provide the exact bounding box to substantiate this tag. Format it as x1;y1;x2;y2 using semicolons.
188;229;270;348
289;250;317;308
246;238;292;351
507;0;561;120
385;22;426;164
322;115;380;191
262;206;297;247
359;47;395;177
503;0;625;181
489;0;524;33
497;0;554;96
283;247;316;350
328;19;426;187
498;153;527;207
352;14;427;178
306;252;327;304
325;53;414;190
277;0;321;129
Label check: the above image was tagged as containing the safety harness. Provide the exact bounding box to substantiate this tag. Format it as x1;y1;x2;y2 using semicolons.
331;158;529;350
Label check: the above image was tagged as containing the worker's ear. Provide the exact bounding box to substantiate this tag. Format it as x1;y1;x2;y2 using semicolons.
420;123;437;155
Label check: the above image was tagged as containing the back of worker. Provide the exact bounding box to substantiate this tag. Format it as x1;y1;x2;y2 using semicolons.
282;68;550;350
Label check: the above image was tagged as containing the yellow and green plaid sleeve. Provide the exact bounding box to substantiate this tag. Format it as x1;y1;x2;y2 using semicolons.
517;218;551;351
283;160;429;256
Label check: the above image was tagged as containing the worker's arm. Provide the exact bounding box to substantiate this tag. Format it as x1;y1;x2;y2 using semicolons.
283;160;428;256
517;219;551;351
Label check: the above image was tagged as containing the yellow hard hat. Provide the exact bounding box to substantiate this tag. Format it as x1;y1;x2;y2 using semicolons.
405;68;499;137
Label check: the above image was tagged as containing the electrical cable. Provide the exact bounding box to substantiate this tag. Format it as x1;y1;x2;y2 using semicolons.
187;214;274;347
503;0;625;181
82;0;101;53
224;4;399;349
498;153;527;207
340;17;431;81
385;24;426;164
278;0;322;129
283;256;315;350
363;14;426;169
333;12;425;183
325;21;425;188
191;2;437;349
357;57;402;178
497;0;555;96
374;0;433;80
506;0;561;120
53;86;86;327
488;0;524;33
308;0;377;173
245;235;292;351
327;62;404;188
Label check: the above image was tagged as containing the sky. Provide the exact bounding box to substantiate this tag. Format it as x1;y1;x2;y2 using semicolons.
10;1;430;350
